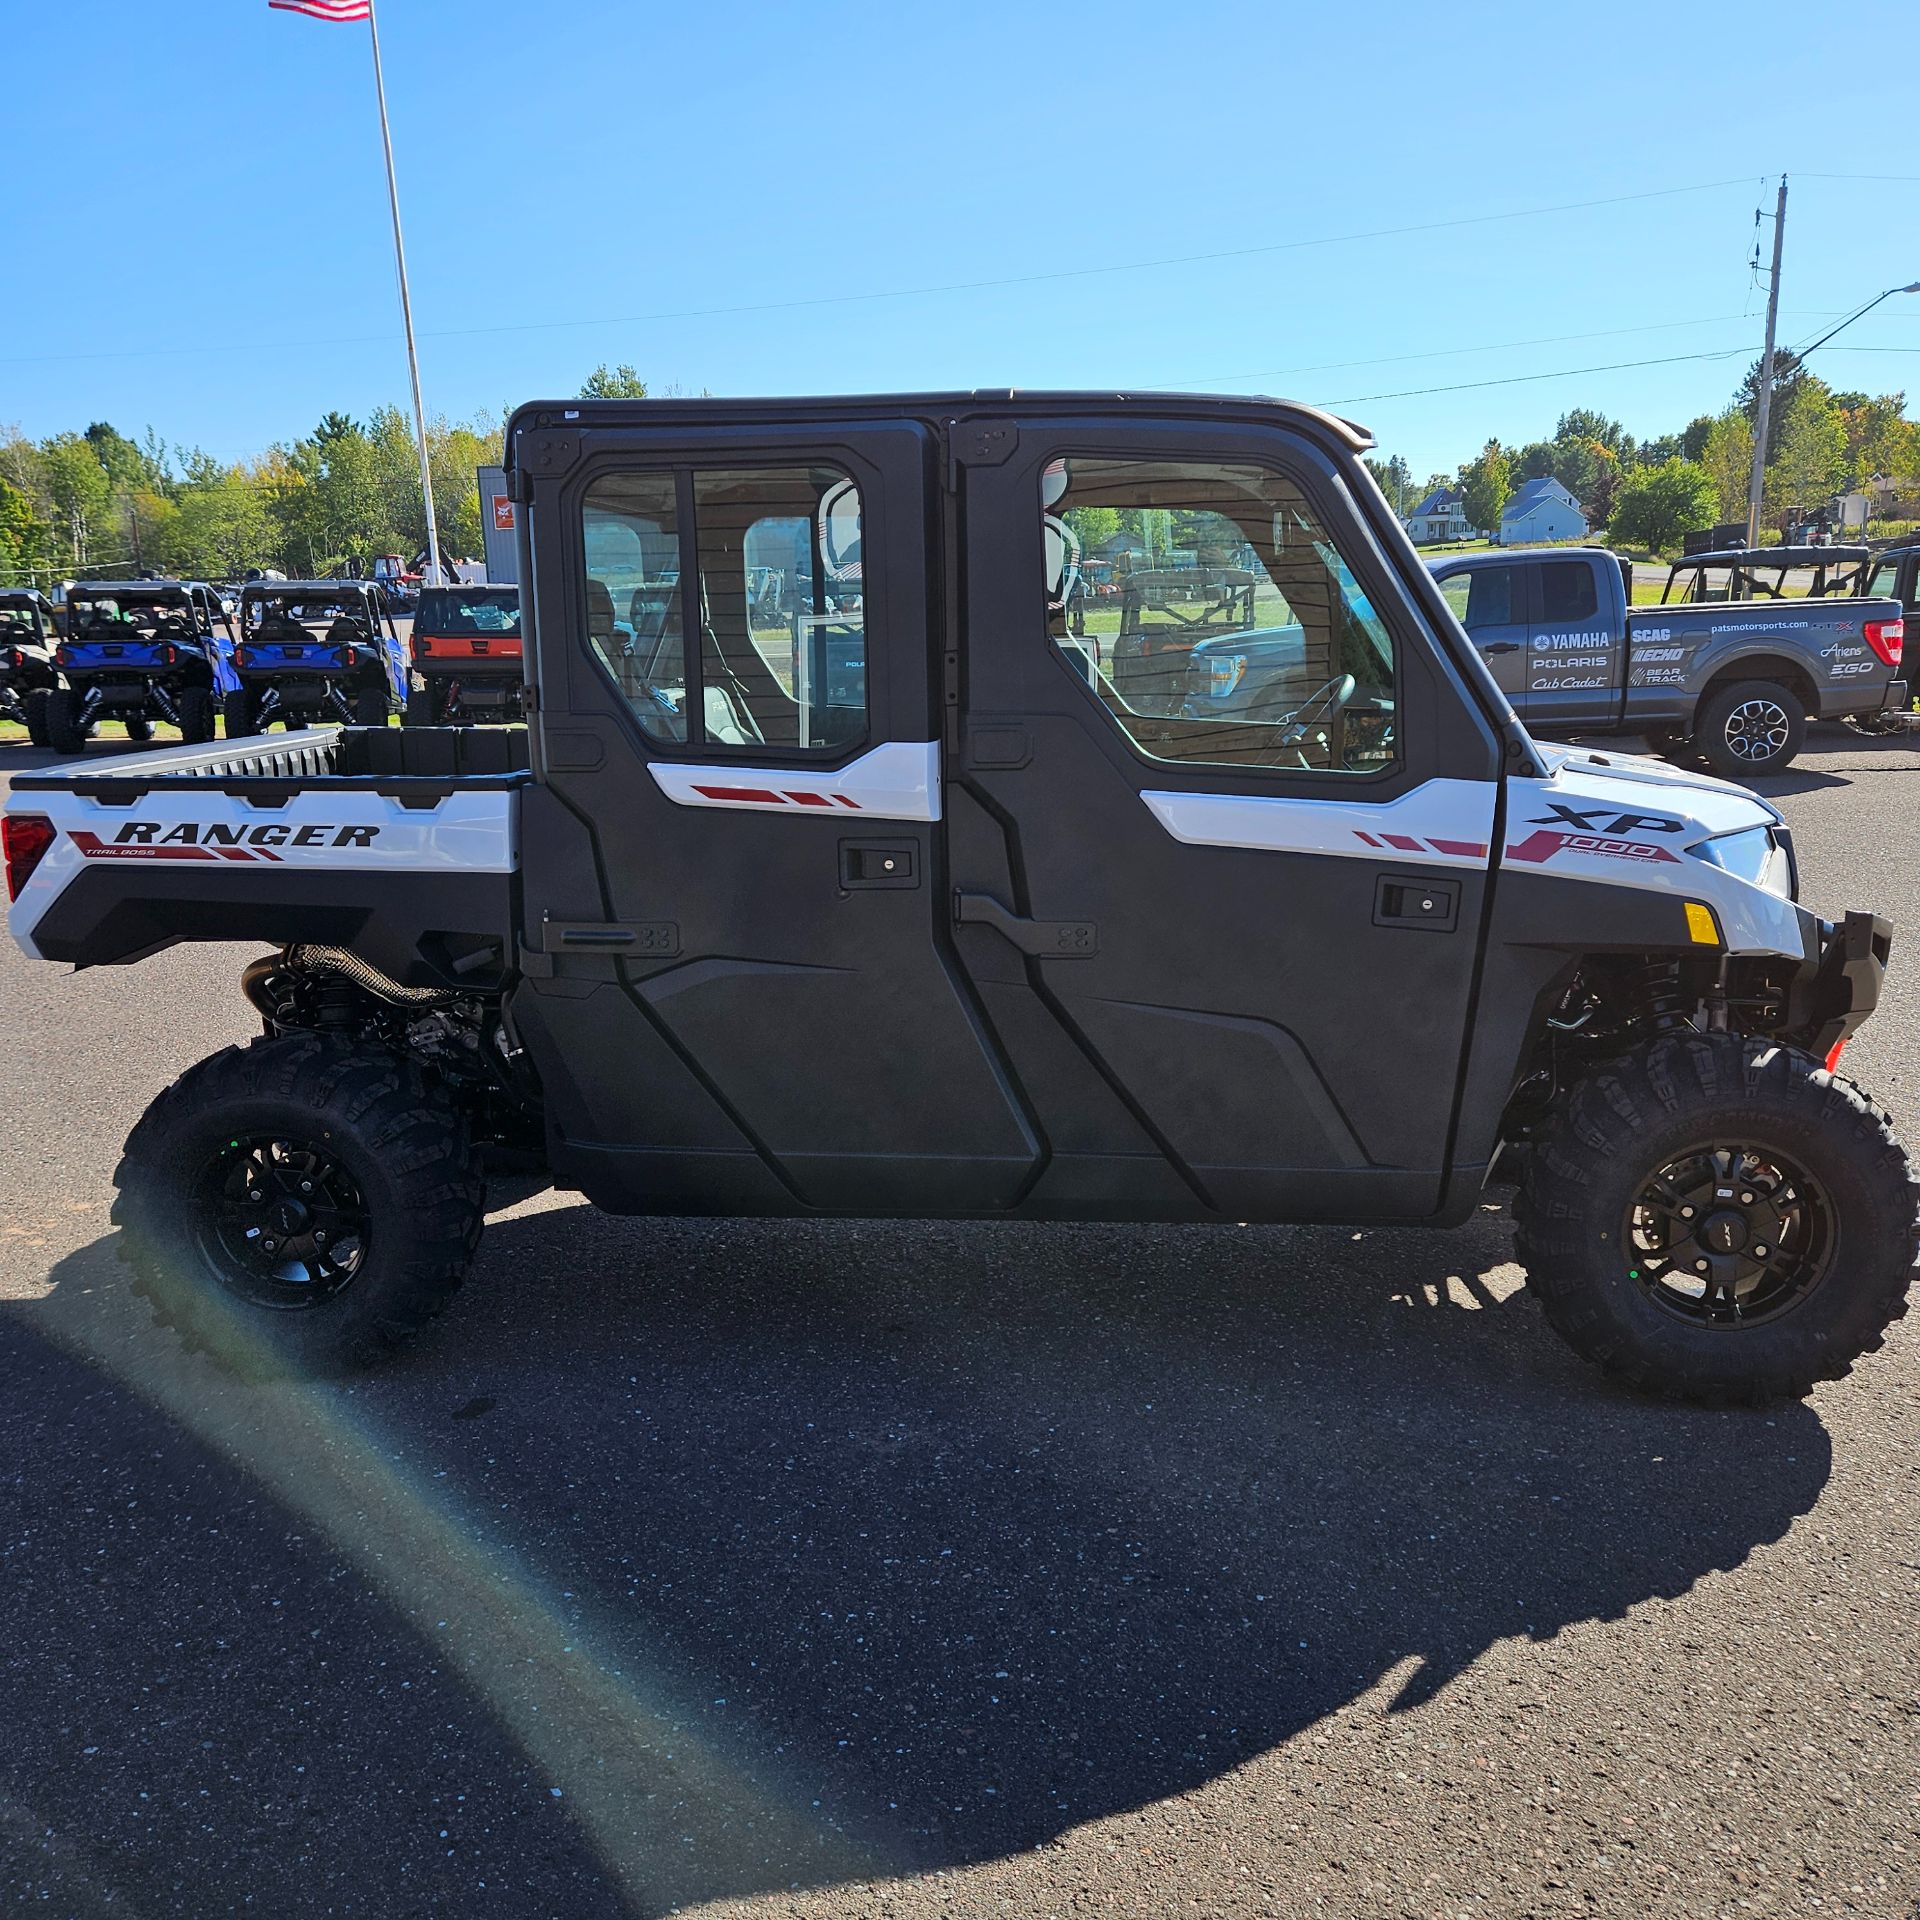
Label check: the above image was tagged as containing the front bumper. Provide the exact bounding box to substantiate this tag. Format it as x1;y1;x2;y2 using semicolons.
1792;909;1892;1057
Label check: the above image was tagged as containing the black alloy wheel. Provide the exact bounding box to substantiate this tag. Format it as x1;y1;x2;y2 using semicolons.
195;1135;373;1310
1624;1142;1832;1327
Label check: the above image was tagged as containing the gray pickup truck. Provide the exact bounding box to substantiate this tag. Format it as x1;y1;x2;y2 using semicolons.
1429;546;1905;777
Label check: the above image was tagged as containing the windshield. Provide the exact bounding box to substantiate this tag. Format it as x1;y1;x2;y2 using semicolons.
416;589;521;637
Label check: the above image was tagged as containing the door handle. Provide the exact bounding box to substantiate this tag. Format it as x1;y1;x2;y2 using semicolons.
954;890;1098;957
1480;641;1522;655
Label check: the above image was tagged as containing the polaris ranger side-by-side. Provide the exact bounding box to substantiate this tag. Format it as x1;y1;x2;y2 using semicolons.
42;580;240;753
404;582;526;724
228;580;407;735
4;393;1913;1401
0;589;63;745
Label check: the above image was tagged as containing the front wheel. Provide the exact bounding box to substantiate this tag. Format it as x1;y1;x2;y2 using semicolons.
222;688;257;738
1695;680;1805;779
113;1035;486;1374
1514;1033;1918;1403
353;685;390;728
23;688;50;747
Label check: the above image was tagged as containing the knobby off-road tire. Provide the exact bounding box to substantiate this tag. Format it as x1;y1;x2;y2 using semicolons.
176;687;216;744
113;1035;486;1376
222;688;257;739
23;688;50;747
1696;679;1806;780
42;686;89;756
353;686;390;728
1515;1032;1918;1404
403;687;437;727
123;714;153;742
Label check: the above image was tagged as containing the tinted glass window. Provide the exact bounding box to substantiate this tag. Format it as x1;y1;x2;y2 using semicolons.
581;471;687;744
694;467;866;753
417;589;521;636
1044;456;1396;774
1538;561;1598;623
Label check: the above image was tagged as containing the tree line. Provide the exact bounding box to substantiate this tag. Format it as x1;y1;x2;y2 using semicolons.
0;364;654;588
1367;357;1920;552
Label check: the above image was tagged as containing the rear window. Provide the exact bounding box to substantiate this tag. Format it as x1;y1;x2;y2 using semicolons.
1538;561;1598;623
417;589;521;637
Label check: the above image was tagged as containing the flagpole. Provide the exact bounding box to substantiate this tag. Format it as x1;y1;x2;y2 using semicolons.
365;0;443;587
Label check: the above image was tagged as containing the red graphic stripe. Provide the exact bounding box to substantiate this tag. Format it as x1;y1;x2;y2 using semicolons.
1380;833;1423;852
71;830;221;862
692;785;786;805
784;792;833;807
1428;838;1488;858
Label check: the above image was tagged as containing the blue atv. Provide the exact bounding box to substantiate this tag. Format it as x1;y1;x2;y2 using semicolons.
227;580;407;735
43;580;239;755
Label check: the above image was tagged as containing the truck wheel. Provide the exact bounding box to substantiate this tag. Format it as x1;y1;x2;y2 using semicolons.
112;1035;485;1376
1513;1032;1918;1404
353;686;390;728
222;689;257;738
404;688;438;727
43;687;89;756
23;688;50;747
177;688;216;744
124;714;153;742
1696;680;1805;779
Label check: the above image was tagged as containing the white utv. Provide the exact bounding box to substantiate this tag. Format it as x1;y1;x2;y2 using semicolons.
3;392;1912;1401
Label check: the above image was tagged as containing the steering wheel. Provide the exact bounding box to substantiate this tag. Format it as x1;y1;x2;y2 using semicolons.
1277;672;1355;746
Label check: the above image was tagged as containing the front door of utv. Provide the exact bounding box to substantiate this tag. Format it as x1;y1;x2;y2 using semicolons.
949;417;1507;1220
515;416;1037;1213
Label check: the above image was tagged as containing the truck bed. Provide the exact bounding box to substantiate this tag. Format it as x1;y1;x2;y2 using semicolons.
7;726;527;983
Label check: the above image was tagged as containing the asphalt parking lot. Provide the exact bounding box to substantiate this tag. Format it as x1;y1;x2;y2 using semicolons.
3;727;1918;1920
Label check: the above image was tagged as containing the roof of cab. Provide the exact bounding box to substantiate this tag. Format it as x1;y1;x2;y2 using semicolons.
239;579;388;596
67;579;215;597
503;390;1376;462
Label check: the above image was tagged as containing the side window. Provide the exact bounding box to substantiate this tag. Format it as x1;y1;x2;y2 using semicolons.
1439;566;1513;630
1538;560;1597;623
1043;456;1396;774
695;467;866;753
582;470;687;744
580;464;867;754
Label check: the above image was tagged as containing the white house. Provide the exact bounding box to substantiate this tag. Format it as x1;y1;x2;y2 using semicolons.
1404;486;1471;544
1499;475;1588;545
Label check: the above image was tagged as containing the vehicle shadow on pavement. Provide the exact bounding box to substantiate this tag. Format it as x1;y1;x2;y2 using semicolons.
6;1203;1833;1916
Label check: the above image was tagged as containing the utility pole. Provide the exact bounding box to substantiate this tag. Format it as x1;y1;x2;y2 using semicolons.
1745;175;1788;548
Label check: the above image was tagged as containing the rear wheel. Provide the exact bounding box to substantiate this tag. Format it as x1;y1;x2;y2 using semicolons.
23;688;50;747
43;686;89;756
176;687;216;744
1695;680;1805;779
404;687;439;727
353;685;390;728
222;688;257;738
113;1035;485;1375
1514;1032;1918;1403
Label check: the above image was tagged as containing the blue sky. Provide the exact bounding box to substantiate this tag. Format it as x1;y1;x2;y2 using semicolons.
4;0;1915;481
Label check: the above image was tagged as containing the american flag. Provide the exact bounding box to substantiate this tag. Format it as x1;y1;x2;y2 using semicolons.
268;0;372;20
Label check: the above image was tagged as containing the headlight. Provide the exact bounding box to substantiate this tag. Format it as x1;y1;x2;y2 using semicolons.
1690;826;1795;899
1202;653;1248;698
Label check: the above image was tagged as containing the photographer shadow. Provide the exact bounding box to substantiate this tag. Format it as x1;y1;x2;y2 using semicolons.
6;1199;1831;1914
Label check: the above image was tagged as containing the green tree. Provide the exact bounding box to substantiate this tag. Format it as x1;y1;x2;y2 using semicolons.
578;363;650;400
1458;440;1511;536
1736;349;1807;463
1555;407;1630;455
1680;415;1715;462
1363;453;1413;512
39;432;113;568
1607;458;1718;553
1698;410;1753;529
1766;381;1846;514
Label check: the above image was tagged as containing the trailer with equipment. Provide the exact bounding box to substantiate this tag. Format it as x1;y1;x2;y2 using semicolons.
4;391;1913;1402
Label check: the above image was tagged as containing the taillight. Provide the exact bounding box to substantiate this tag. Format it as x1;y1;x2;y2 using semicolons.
161;643;179;666
342;646;362;669
1865;618;1904;667
412;636;433;658
5;648;21;670
53;645;69;668
3;813;56;901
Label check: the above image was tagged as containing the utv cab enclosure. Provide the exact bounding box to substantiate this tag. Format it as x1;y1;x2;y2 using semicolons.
404;582;526;724
5;391;1915;1403
229;579;406;735
43;580;237;753
0;588;62;745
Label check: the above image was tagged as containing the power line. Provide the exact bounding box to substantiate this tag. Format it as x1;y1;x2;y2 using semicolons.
0;175;1754;369
1321;345;1756;406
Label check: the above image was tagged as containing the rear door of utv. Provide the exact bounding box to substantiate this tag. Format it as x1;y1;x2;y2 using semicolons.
511;412;1040;1213
946;411;1509;1219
